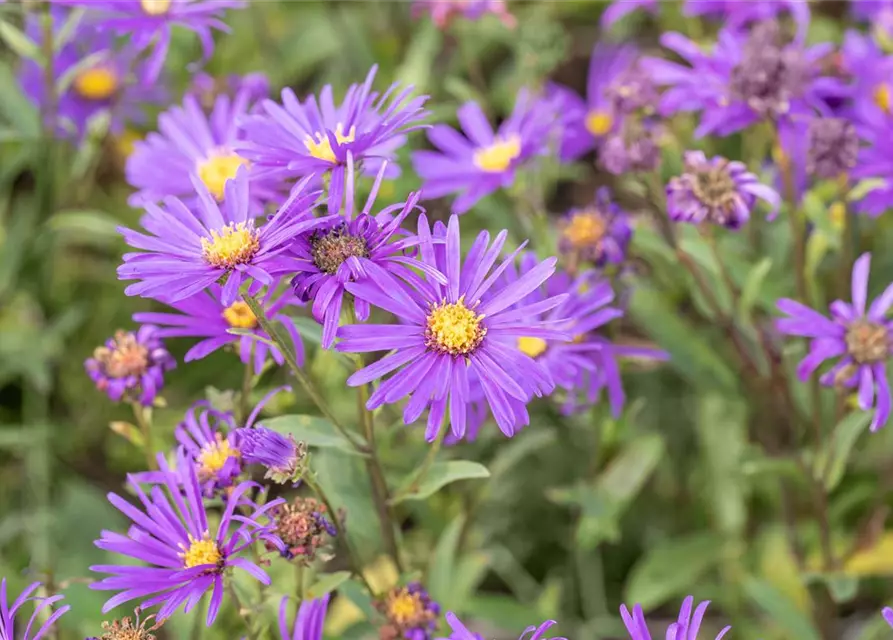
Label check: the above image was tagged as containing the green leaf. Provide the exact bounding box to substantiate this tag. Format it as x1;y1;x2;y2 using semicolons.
744;577;821;640
262;414;366;455
395;19;441;94
696;395;746;535
428;514;464;606
392;461;490;504
624;532;725;609
738;257;773;319
286;314;324;347
597;433;665;506
0;19;40;62
0;64;39;137
848;178;887;203
339;579;377;620
48;209;120;248
303;571;351;599
466;594;535;633
815;410;871;491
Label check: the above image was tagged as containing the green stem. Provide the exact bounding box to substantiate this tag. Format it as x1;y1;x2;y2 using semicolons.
226;581;257;640
242;295;365;451
131;401;155;470
239;352;254;426
401;426;446;498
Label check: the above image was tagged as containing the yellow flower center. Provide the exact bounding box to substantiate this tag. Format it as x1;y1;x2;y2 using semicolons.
179;533;222;569
197;434;240;478
473;135;521;173
197;152;249;201
425;297;486;356
875;83;892;114
517;336;547;358
140;0;173;16
563;211;606;248
200;222;260;269
388;592;423;625
585;110;613;136
74;67;118;101
222;301;257;329
304;123;356;164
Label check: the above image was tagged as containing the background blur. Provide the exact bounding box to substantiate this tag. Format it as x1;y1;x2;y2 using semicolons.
3;1;893;639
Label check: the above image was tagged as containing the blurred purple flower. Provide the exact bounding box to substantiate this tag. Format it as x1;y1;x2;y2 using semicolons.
684;0;810;43
412;92;557;214
118;170;329;306
438;612;566;640
336;215;568;441
601;0;657;29
599;117;663;175
776;253;893;431
807;116;858;179
85;327;175;406
233;424;306;484
239;65;428;214
279;594;329;640
377;583;440;640
852;0;893;39
667;151;780;229
642;21;846;137
53;0;245;82
0;580;69;640
91;449;284;625
126;83;283;210
558;187;632;267
851;115;893;217
412;0;515;28
840;30;893;128
884;606;893;628
621;596;730;639
133;281;305;374
173;401;242;497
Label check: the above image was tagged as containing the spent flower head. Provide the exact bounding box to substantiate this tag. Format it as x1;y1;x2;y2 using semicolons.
85;327;175;406
268;496;337;562
377;583;440;640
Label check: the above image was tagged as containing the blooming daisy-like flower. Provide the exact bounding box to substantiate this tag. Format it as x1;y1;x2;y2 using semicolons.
19;11;162;140
91;449;284;625
291;159;436;348
840;31;893;129
0;580;69;640
438;612;566;640
776;253;893;431
54;0;245;82
268;497;337;562
239;65;429;214
132;281;305;374
232;425;307;484
601;0;657;28
279;594;330;640
411;92;556;214
412;0;515;28
85;327;176;406
376;583;440;640
621;596;730;639
558;188;632;268
549;44;643;162
173;401;241;497
118;169;329;306
666;151;780;229
126;84;282;209
642;21;845;138
337;215;568;441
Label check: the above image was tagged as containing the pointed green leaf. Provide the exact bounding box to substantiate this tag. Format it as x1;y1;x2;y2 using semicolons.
738;257;773;319
815;410;871;491
303;571;351;599
392;461;490;504
0;19;40;62
744;577;821;640
428;514;464;606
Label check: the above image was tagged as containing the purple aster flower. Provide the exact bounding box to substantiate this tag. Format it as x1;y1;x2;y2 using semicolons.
851;114;893;217
411;91;556;214
621;596;730;639
773;118;810;205
666;151;781;229
852;0;893;39
188;71;270;111
239;65;429;214
336;215;569;441
558;188;632;268
118;169;330;306
19;11;162;141
884;606;893;628
376;583;440;640
0;580;69;640
412;0;515;28
172;401;242;497
776;253;893;431
279;594;330;640
126;84;283;209
642;21;846;138
438;612;566;640
684;0;810;43
90;449;284;625
54;0;245;82
840;31;893;128
232;425;307;484
601;0;657;29
599;116;663;175
549;44;644;162
132;280;305;374
85;326;175;406
291;160;436;348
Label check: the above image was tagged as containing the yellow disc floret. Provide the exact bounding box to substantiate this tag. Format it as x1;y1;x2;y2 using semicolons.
473;135;521;173
74;67;118;101
304;123;356;164
197;152;249;201
201;222;260;269
425;297;486;356
140;0;172;16
197;433;240;480
562;210;607;249
387;591;424;625
517;336;547;358
222;301;257;329
875;83;892;114
179;533;222;569
585;110;613;136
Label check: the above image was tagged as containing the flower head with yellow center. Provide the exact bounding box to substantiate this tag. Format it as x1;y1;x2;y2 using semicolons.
473;134;522;173
562;210;607;250
197;151;249;201
304;124;357;165
196;433;240;481
179;533;222;570
74;66;119;102
376;583;439;639
200;222;260;269
425;297;487;356
875;83;892;114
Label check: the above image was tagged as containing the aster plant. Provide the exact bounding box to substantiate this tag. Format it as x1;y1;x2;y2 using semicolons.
621;596;730;640
85;327;175;406
279;595;330;640
438;612;566;640
0;580;69;640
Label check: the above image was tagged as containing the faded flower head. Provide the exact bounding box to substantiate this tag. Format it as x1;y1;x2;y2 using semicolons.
377;583;440;640
558;187;632;267
599;117;662;175
806;116;859;179
89;611;160;640
85;327;175;406
267;496;338;562
233;426;307;484
666;151;780;229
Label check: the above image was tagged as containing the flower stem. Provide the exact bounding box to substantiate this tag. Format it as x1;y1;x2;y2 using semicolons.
239;353;254;426
130;402;155;470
